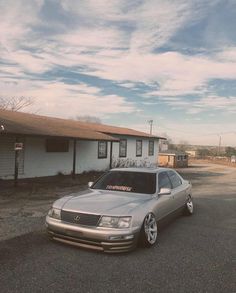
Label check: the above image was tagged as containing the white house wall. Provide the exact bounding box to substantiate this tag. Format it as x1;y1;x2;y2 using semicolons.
0;135;75;179
111;136;158;167
76;136;158;172
23;137;74;178
0;135;159;179
76;140;110;173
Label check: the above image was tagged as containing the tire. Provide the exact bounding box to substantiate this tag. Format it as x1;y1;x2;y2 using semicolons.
183;195;194;216
139;213;158;247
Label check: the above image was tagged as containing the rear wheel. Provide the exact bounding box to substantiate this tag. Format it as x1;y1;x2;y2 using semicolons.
139;213;158;247
184;196;194;216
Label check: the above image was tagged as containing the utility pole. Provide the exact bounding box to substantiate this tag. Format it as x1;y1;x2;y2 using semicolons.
148;120;153;135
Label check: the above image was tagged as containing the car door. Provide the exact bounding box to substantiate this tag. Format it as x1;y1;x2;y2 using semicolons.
167;170;186;210
154;171;175;220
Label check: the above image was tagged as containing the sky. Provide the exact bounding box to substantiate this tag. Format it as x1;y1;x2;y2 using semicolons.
1;0;236;146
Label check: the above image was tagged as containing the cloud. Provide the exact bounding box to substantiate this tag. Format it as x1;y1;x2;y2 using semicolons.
58;28;126;49
192;95;236;113
0;0;43;49
0;79;137;118
2;0;236;94
216;46;236;62
128;0;194;53
157;95;236;115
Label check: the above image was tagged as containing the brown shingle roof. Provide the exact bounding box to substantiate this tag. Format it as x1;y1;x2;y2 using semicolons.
0;109;165;140
68;120;163;139
0;110;117;141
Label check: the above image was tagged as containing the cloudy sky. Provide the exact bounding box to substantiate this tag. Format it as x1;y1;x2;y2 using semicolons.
1;0;236;146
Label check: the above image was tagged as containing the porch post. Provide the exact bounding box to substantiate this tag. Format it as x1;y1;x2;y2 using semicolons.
72;138;77;178
14;137;19;187
109;141;113;169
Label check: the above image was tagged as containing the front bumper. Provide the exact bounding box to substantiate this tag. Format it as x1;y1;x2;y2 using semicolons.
45;216;140;253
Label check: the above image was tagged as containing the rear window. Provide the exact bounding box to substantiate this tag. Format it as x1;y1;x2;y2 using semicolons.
92;171;156;194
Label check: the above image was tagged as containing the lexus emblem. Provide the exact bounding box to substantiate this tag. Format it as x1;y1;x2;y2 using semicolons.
74;215;80;221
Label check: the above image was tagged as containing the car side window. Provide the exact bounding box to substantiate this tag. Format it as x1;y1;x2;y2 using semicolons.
167;171;182;189
158;172;172;192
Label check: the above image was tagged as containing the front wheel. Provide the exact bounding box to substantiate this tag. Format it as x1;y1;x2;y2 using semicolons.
139;213;158;247
183;196;194;216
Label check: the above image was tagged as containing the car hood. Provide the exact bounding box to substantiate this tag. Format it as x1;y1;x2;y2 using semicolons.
61;189;152;216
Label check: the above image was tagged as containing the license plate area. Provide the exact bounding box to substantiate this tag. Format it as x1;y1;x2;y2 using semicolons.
64;229;83;238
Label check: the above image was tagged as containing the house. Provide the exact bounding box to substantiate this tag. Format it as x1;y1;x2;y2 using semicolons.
185;150;198;157
158;150;188;168
0;109;165;180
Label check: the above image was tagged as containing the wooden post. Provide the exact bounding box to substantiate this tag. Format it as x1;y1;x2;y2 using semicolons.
72;138;77;178
109;141;113;169
14;138;19;187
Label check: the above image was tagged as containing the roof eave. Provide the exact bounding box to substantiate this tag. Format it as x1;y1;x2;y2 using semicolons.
0;131;119;142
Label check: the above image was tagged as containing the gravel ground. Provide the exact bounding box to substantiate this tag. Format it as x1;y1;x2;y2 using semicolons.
0;172;102;241
0;186;89;241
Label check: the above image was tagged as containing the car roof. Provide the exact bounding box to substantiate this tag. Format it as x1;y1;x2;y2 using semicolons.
110;167;173;173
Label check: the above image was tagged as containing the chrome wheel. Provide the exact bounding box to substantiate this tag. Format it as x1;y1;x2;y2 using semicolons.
186;197;193;214
144;213;157;245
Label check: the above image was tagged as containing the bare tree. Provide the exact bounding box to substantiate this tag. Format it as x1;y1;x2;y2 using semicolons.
159;132;175;150
75;115;102;124
0;96;34;111
178;140;190;151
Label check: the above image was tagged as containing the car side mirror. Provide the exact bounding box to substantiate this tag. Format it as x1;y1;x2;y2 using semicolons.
88;181;94;188
158;188;171;196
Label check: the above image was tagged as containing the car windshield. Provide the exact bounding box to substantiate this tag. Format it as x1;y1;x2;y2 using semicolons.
92;171;156;194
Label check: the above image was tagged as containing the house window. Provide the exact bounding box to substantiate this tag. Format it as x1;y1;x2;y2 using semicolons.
98;141;107;159
119;139;127;157
177;155;182;161
136;140;142;157
46;139;69;152
148;140;154;156
183;155;187;160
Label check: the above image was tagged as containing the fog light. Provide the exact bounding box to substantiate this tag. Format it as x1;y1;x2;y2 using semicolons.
124;235;134;240
109;236;122;240
109;235;134;240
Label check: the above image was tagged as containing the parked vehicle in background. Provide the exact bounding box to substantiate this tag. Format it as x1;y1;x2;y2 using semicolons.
46;167;193;253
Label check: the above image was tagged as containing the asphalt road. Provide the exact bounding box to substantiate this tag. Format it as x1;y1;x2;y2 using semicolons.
0;163;235;293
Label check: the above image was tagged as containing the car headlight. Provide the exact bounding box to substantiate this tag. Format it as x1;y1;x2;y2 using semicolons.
98;216;131;228
48;208;61;220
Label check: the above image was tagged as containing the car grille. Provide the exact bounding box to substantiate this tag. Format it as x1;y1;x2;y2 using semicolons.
61;210;101;227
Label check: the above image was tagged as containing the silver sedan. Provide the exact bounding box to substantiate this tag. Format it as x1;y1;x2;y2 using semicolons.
46;167;193;253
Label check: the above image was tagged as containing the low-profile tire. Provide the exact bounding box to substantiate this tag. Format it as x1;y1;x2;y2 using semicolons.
139;213;158;248
183;195;194;216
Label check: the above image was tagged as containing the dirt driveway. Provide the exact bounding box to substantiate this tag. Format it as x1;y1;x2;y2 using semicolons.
0;162;235;242
178;162;236;198
0;172;102;241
